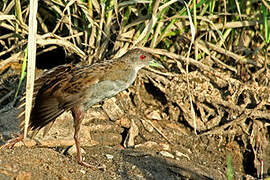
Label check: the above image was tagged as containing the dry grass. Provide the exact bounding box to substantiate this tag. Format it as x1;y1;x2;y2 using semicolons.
0;0;270;178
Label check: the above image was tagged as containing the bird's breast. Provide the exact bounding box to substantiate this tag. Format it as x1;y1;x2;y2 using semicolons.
81;68;138;109
83;79;133;109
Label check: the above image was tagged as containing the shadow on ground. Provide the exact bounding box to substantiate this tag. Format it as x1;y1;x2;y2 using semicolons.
118;149;213;180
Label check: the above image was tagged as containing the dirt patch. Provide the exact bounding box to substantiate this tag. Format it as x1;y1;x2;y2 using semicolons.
0;95;257;180
1;60;269;179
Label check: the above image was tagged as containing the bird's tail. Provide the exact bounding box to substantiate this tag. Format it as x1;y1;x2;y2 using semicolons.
17;64;73;136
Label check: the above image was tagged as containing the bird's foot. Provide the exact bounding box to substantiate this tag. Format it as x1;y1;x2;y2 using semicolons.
78;160;105;171
0;134;24;150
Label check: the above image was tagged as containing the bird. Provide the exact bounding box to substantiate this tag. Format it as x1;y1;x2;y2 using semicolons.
0;48;163;168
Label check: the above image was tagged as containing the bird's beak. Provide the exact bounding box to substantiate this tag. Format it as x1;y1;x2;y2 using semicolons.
149;59;164;68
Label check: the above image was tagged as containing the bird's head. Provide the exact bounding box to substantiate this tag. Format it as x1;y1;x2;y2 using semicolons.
123;48;163;70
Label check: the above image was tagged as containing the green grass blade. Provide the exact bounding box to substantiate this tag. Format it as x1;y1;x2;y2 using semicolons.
15;47;28;98
262;3;269;43
227;153;234;180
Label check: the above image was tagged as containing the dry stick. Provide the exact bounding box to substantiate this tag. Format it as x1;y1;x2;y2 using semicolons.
158;0;178;11
0;21;26;35
113;0;120;30
143;47;214;73
96;2;105;51
150;20;163;48
36;12;49;33
0;22;16;31
0;40;26;58
196;40;237;73
0;15;16;21
132;0;160;46
123;17;149;31
146;75;167;95
0;52;24;70
0;90;14;105
36;46;58;56
36;38;85;58
0;33;15;40
78;2;111;42
24;0;38;139
98;0;114;58
223;0;227;28
118;0;152;7
199;101;265;136
87;1;96;54
15;0;23;23
144;119;172;145
179;0;197;135
204;40;259;66
144;66;175;77
163;15;262;30
64;0;77;46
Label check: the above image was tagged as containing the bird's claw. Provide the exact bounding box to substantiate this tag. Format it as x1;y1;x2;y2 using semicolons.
0;134;24;150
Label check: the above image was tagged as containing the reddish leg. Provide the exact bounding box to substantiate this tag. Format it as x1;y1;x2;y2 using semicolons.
71;106;97;169
0;133;24;150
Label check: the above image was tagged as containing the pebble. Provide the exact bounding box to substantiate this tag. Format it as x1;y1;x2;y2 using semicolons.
145;110;162;120
160;143;170;151
140;120;154;132
160;151;174;159
135;141;158;148
67;145;85;156
175;150;190;160
105;154;114;160
80;169;86;174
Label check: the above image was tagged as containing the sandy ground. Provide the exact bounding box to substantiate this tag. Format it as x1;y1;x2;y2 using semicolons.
0;103;253;180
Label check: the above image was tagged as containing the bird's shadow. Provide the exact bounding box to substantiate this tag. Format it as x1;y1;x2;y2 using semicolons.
0;105;20;145
116;149;213;180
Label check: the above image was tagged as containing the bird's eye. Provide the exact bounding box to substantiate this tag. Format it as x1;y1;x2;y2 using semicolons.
140;55;146;60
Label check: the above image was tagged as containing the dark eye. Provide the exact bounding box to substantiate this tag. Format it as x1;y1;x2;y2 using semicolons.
140;55;146;60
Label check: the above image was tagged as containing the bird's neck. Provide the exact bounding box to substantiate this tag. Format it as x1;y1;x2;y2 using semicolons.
125;67;139;87
102;59;144;87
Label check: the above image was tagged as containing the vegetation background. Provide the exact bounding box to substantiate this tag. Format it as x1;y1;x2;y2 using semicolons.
0;0;269;179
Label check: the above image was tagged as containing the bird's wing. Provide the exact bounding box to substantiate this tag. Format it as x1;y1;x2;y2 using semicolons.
18;64;102;132
17;64;75;129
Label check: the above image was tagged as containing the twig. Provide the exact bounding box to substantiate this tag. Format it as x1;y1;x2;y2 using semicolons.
24;0;38;139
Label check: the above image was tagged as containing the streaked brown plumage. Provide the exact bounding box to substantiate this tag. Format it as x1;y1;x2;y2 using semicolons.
1;48;162;168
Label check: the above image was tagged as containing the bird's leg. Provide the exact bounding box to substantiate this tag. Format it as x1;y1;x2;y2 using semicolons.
0;133;24;150
71;106;97;169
